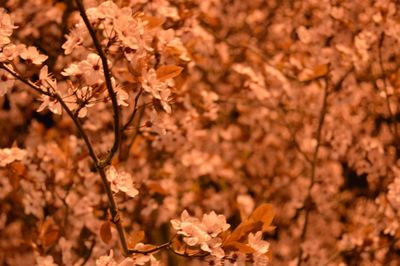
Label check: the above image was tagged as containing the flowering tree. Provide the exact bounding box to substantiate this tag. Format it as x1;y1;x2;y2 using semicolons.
0;0;400;265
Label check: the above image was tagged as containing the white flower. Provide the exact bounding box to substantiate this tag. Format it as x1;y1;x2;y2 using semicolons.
35;255;58;266
110;78;129;107
248;231;270;254
116;87;129;107
96;250;117;266
20;46;48;65
75;86;95;118
388;171;400;210
232;64;269;100
141;69;165;98
114;14;139;50
145;110;167;135
106;166;138;198
62;26;86;55
78;53;105;85
0;43;24;62
0;8;17;47
61;63;82;77
0;147;27;167
141;69;174;113
0;68;14;96
37;95;62;115
237;194;255;218
159;89;172;113
96;250;138;266
201;211;230;237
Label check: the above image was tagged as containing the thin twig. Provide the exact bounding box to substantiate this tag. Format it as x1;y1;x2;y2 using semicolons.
296;77;329;266
378;33;399;146
79;238;96;266
122;88;143;131
296;69;352;265
74;0;121;167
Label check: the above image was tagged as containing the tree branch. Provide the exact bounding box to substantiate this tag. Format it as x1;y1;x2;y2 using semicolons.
74;0;121;168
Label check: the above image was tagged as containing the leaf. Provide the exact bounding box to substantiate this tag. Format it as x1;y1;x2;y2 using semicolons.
39;218;59;248
225;220;261;244
147;181;168;196
224;241;256;254
156;65;183;81
100;221;112;244
142;15;165;28
313;64;329;78
128;230;145;248
248;203;275;231
298;64;329;82
224;204;275;245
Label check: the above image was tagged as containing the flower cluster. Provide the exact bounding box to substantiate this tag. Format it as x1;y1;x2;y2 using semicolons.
171;210;230;258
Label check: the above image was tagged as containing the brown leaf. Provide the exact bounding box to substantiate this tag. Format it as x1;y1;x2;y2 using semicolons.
142;15;165;28
128;230;145;248
224;204;275;245
249;203;275;231
156;65;183;81
39;218;59;248
224;241;256;254
147;181;168;196
312;64;329;79
100;221;112;244
225;220;261;244
298;64;329;82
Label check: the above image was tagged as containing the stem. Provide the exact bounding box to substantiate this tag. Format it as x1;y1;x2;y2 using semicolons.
296;69;352;266
123;88;143;131
74;0;121;167
296;78;329;266
378;34;399;147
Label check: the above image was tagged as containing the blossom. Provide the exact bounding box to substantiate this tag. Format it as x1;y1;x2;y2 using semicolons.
61;63;82;77
62;26;86;55
96;250;117;266
388;173;400;211
0;8;17;47
248;231;270;254
141;69;174;113
159;89;172;113
95;250;137;266
78;53;105;85
171;210;230;258
37;95;62;115
130;244;160;265
0;43;24;62
75;86;95;118
0;68;14;96
115;87;129;107
35;255;57;266
145;110;167;135
201;211;230;237
110;78;129;107
0;147;27;167
232;64;269;100
106;166;138;198
114;14;141;50
20;46;48;65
